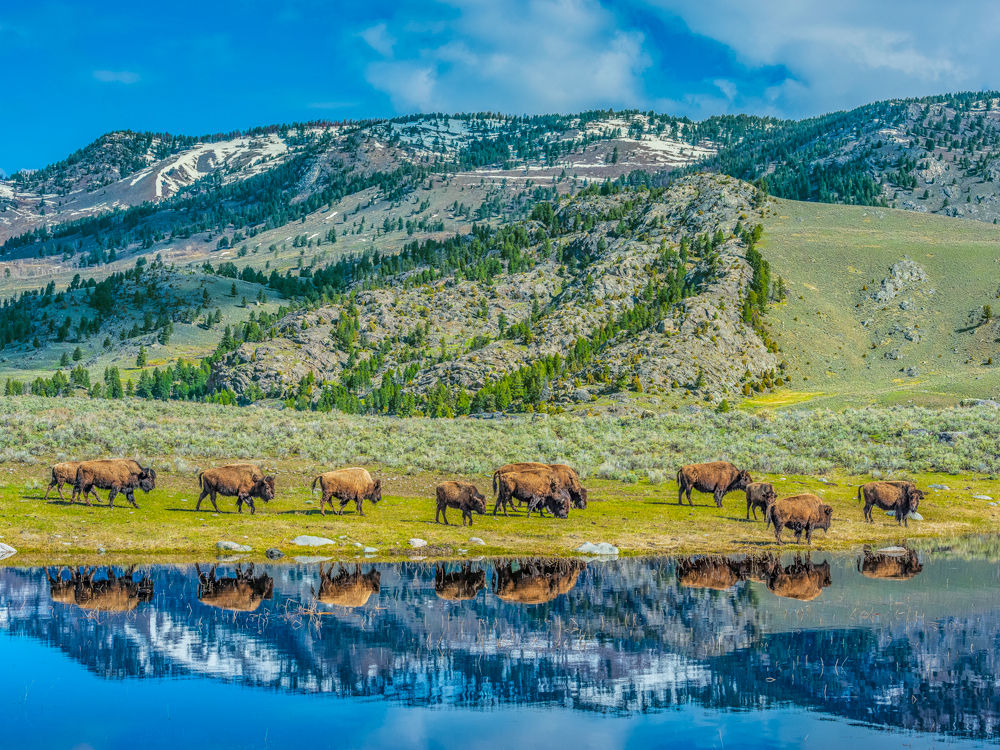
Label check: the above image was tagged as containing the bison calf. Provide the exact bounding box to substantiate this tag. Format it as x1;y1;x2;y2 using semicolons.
745;482;777;522
198;464;275;514
676;461;752;508
45;461;82;502
494;469;570;519
768;494;833;545
436;481;487;526
858;481;923;526
312;468;382;516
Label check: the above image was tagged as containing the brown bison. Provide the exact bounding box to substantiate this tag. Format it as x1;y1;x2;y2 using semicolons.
677;556;742;590
858;549;923;581
745;482;777;522
493;462;589;509
435;481;487;526
765;557;832;601
73;459;156;508
676;461;752;507
196;563;274;611
72;566;154;611
313;564;381;608
44;462;82;502
494;469;571;518
493;559;584;605
858;481;923;526
311;468;382;516
197;463;275;514
768;494;833;545
434;564;486;601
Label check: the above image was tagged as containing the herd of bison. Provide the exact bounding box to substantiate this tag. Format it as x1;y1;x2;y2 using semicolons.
42;458;924;545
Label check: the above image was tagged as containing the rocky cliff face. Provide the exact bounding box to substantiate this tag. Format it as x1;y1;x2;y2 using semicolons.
209;174;783;414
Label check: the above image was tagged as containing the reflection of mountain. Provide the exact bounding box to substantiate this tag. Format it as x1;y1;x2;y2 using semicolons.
0;555;998;741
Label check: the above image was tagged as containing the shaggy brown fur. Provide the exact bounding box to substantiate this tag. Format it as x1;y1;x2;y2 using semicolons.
765;557;832;601
314;564;381;608
745;482;777;522
73;459;156;508
858;481;923;526
493;559;585;605
858;549;923;581
311;468;382;516
676;461;752;508
44;462;81;502
768;494;833;545
434;564;486;601
197;464;275;514
492;462;589;508
494;469;571;518
196;563;274;611
435;481;487;526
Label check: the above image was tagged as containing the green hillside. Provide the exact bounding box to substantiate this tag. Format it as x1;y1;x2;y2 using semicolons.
758;198;1000;408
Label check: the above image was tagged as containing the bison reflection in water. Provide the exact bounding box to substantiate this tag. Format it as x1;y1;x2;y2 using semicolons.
493;559;585;605
677;555;778;590
313;564;381;608
196;563;274;612
765;556;832;601
858;548;923;581
46;566;153;611
434;564;486;601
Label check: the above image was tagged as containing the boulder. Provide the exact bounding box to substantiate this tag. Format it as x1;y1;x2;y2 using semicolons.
265;548;285;559
291;535;336;547
216;541;252;552
468;537;486;546
574;541;619;556
409;538;428;548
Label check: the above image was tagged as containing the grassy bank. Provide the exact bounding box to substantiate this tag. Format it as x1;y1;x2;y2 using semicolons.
1;397;998;561
3;460;999;563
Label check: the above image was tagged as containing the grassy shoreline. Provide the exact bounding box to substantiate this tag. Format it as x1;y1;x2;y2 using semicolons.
3;460;999;562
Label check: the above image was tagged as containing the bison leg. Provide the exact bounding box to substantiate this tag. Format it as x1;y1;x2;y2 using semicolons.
863;501;873;523
774;523;784;545
125;489;139;509
107;487;119;509
196;489;209;511
338;498;348;516
794;528;803;544
747;497;753;521
208;491;220;513
247;496;256;515
43;482;54;501
464;509;472;526
436;504;447;524
714;490;724;508
492;495;508;517
356;498;365;517
56;482;67;502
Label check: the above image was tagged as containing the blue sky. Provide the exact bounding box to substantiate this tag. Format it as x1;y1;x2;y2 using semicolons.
2;0;998;173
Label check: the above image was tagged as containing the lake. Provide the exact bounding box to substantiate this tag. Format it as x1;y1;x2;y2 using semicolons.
2;547;999;749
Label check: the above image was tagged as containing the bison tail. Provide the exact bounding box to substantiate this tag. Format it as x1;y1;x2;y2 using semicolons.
311;476;318;492
857;486;862;503
492;471;499;496
198;472;204;490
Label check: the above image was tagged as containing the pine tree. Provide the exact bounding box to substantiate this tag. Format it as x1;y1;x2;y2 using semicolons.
72;346;83;361
60;351;71;367
136;345;147;368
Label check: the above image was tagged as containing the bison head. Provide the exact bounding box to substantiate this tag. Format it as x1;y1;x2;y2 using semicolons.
255;476;276;502
734;470;753;491
549;489;572;519
817;504;833;531
906;487;924;513
139;468;156;493
370;478;383;504
470;490;487;515
572;486;588;510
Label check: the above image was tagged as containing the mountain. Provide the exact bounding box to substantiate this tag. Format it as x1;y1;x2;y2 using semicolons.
3;95;1000;413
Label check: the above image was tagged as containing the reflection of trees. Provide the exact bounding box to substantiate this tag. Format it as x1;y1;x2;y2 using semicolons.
1;558;999;739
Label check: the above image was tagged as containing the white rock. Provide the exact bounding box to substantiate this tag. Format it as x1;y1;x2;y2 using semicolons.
928;484;949;490
973;495;993;500
468;537;486;545
908;512;924;521
363;546;377;554
409;538;428;548
291;535;336;547
574;541;619;555
217;541;252;552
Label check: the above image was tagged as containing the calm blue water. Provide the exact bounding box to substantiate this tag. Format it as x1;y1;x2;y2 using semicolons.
1;551;998;749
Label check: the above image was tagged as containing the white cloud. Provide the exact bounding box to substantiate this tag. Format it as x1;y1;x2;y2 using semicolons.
93;69;140;84
361;22;396;58
362;0;650;114
645;0;1000;116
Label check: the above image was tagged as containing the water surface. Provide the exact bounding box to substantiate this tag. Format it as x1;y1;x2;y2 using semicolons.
2;549;998;749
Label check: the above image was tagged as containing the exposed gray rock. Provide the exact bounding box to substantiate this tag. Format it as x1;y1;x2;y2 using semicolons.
574;541;619;555
904;367;919;377
216;541;252;552
468;537;486;545
409;538;427;548
960;399;1000;409
928;484;950;490
291;535;336;547
265;548;284;559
